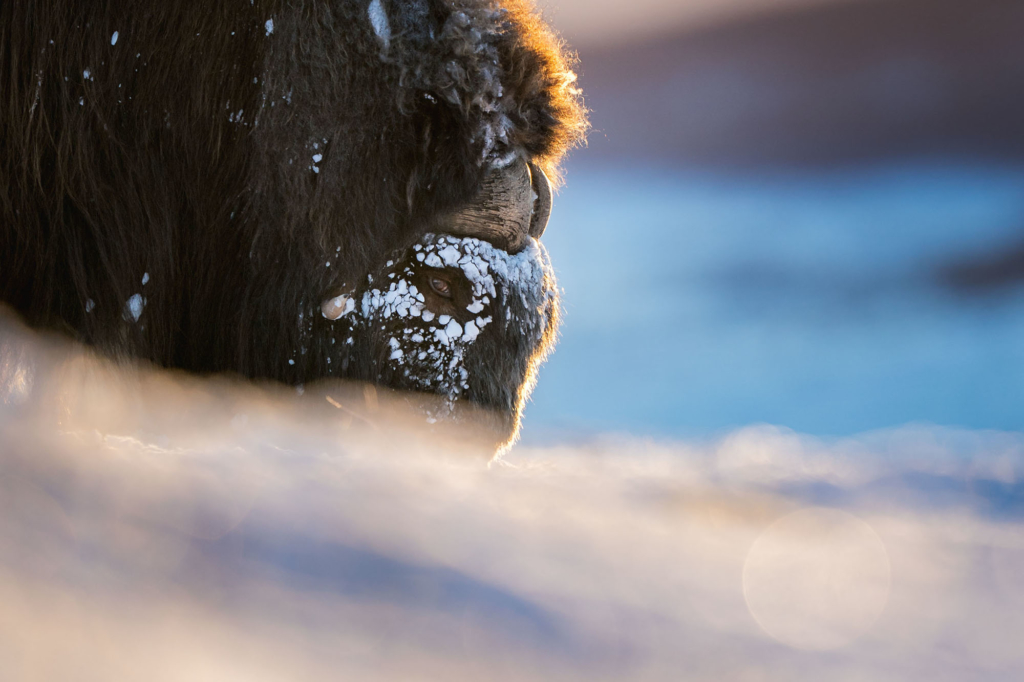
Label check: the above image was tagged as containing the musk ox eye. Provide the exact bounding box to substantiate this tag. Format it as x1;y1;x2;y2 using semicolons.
429;275;452;298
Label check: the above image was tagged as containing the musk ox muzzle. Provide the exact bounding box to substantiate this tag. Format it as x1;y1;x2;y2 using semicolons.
316;232;559;446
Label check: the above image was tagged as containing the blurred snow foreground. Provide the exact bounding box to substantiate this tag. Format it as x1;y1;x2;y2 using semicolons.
1;313;1023;681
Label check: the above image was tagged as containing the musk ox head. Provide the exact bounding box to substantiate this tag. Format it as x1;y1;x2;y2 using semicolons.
0;0;586;450
309;156;560;444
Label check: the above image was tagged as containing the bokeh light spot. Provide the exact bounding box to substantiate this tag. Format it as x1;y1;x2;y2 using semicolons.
742;507;890;650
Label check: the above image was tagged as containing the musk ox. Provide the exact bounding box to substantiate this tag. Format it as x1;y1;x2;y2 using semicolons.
0;0;586;444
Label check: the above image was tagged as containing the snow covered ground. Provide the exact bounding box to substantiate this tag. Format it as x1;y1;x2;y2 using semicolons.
524;161;1024;440
1;320;1023;680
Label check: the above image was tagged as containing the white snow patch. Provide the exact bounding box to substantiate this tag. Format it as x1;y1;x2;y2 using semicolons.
444;319;463;342
123;294;145;322
437;245;461;267
141;272;149;286
368;0;391;49
388;337;403;361
265;19;274;36
110;31;119;46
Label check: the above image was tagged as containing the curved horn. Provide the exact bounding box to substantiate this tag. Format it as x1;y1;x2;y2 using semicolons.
438;158;536;254
528;161;552;239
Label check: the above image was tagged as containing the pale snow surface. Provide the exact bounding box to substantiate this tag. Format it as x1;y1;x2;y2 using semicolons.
0;318;1022;681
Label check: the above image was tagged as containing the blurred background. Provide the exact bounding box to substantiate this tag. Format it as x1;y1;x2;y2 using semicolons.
523;0;1024;441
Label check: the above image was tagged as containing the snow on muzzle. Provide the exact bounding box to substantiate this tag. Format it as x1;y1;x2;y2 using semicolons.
318;233;559;446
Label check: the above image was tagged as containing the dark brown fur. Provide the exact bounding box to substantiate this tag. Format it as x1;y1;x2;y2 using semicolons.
0;0;585;400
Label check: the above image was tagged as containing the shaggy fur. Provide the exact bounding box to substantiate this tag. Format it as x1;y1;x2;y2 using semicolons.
0;0;585;438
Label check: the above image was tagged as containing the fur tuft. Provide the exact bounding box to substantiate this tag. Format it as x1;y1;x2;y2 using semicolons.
390;0;587;186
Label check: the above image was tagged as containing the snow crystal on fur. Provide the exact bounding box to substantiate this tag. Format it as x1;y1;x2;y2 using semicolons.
368;0;391;49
